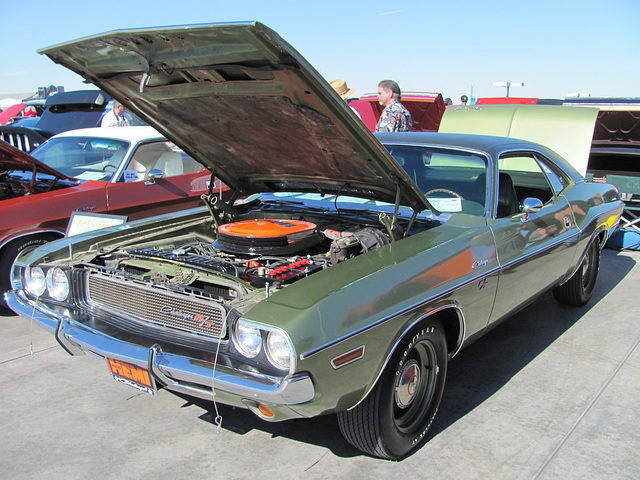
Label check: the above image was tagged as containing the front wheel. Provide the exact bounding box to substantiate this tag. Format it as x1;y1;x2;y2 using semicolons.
553;238;600;306
337;319;448;459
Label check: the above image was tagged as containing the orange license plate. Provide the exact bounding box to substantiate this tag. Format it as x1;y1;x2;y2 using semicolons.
108;358;155;395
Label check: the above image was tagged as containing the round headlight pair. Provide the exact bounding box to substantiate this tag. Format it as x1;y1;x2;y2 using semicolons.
234;320;293;371
25;267;69;301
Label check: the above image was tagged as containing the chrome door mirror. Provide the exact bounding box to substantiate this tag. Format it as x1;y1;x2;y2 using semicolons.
145;169;164;185
521;197;543;221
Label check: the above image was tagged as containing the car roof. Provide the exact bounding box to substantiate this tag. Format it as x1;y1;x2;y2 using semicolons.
43;90;110;106
51;125;166;143
376;131;585;183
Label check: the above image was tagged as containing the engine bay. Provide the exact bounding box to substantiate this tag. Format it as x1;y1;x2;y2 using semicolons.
99;217;393;296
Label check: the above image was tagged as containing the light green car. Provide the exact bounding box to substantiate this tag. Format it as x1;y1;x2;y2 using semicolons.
6;22;624;459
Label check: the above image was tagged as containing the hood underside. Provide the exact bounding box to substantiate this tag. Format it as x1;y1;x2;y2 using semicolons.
592;109;640;150
38;22;431;212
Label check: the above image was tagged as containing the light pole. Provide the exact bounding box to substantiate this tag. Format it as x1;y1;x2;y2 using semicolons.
492;81;524;98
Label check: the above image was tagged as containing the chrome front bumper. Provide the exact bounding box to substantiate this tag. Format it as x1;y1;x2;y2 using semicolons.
5;290;315;416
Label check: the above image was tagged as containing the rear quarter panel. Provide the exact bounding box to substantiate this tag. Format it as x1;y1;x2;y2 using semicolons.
561;181;624;267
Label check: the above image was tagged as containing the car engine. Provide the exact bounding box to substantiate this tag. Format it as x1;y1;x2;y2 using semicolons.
98;218;391;291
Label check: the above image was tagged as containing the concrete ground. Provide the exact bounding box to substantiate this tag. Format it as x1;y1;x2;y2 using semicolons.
1;248;639;480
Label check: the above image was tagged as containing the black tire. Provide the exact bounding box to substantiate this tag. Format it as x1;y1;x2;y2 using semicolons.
337;319;448;459
553;238;600;306
0;235;58;301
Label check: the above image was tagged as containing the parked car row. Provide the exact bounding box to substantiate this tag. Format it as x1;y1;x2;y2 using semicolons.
0;90;114;152
3;22;624;461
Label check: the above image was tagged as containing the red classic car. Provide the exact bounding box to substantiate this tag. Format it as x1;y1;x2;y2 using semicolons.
0;126;230;299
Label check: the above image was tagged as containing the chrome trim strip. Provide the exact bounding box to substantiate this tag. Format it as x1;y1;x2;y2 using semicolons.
300;273;479;360
6;291;315;406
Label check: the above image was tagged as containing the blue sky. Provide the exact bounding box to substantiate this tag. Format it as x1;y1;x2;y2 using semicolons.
2;0;638;101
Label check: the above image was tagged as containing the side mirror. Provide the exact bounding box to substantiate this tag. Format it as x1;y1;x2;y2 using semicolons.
145;169;164;185
521;197;543;221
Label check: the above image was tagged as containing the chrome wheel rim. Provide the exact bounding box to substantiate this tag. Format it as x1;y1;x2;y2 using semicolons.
395;359;420;409
393;340;438;433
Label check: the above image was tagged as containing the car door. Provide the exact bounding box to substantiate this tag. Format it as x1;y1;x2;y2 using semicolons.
104;140;211;221
386;143;500;340
488;151;580;323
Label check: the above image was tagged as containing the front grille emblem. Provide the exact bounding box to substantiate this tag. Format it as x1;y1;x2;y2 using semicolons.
161;306;218;329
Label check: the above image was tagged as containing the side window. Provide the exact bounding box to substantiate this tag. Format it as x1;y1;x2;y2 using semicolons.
31;137;128;181
122;141;200;182
536;155;568;195
498;153;554;208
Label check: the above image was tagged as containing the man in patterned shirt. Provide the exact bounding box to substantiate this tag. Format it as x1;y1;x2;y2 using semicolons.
375;80;412;132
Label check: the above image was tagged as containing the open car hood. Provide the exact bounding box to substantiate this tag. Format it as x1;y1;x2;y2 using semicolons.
0;140;76;180
439;104;599;176
39;22;432;213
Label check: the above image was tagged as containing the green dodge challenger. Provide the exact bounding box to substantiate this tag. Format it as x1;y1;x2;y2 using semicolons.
6;22;623;459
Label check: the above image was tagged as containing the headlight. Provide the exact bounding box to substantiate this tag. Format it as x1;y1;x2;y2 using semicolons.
25;267;46;297
46;267;69;301
265;330;293;370
234;321;262;358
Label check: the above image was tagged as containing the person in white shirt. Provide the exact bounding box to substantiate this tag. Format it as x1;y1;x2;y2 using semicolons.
101;100;132;127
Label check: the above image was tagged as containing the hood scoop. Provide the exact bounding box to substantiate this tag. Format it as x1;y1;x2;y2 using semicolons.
214;219;323;255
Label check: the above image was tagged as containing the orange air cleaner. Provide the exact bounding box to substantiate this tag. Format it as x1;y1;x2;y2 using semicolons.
215;219;322;255
218;219;317;238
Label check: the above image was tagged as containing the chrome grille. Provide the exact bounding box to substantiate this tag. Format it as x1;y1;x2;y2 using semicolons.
87;273;226;338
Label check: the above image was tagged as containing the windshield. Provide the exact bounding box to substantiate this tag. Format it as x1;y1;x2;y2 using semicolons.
384;144;489;216
31;136;129;181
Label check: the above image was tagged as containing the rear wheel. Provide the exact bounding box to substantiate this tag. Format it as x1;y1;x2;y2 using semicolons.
337;319;448;459
0;235;58;302
553;238;600;306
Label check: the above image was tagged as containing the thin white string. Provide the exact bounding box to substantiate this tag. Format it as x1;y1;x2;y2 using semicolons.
210;316;227;434
28;295;42;357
